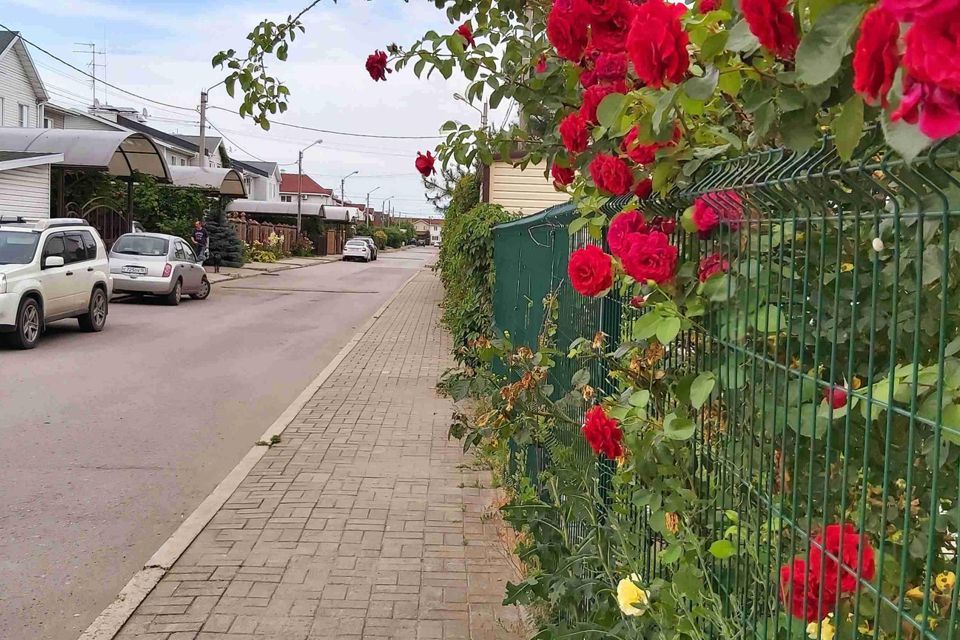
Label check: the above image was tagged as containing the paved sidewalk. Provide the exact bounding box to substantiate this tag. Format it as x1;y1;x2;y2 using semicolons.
116;271;525;639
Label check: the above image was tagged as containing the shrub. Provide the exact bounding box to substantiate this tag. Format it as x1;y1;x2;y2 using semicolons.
373;230;387;249
292;234;314;257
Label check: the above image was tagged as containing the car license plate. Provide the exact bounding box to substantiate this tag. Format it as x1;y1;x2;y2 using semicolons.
122;266;147;275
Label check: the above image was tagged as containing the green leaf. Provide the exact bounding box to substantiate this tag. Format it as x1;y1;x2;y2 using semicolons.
942;404;960;445
717;70;742;97
780;108;819;152
796;4;864;86
754;304;786;334
596;92;626;129
709;539;736;560
657;316;682;344
568;216;590;234
632;310;661;340
683;66;719;101
663;412;696;441
881;111;932;162
726;20;759;54
700;274;736;302
652;160;675;193
571;367;590;389
701;31;729;61
690;372;716;409
652;86;679;135
629;389;651;408
835;95;865;161
922;245;944;285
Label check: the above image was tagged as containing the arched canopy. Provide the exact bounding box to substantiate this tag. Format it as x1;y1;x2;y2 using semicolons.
224;201;361;223
0;128;171;181
169;166;247;197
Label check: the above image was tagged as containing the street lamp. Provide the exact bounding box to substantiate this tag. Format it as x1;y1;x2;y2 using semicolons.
382;196;395;225
341;171;359;209
454;93;488;131
297;139;323;232
365;186;380;223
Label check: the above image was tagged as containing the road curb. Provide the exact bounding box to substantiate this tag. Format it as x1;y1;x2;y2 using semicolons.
77;268;424;640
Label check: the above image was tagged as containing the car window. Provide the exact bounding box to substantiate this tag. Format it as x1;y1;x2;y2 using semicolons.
0;231;40;265
174;243;187;261
179;242;197;262
63;233;88;264
112;235;169;257
80;231;98;260
42;233;65;263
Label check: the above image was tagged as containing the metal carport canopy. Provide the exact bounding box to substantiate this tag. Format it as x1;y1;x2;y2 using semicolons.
0;128;171;181
225;199;323;217
169;166;247;197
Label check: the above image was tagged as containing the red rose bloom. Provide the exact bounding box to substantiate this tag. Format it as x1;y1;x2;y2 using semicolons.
692;197;720;233
365;50;389;82
634;178;653;199
621;127;659;165
590;0;635;53
698;253;729;282
607;210;647;257
559;112;590;154
552;164;575;187
415;151;436;177
780;558;837;622
904;19;960;95
626;0;689;89
891;75;960;139
881;0;960;22
823;387;848;409
548;1;589;61
809;523;876;594
853;7;901;107
589;153;633;195
455;22;476;47
580;81;626;124
741;0;799;60
699;0;721;11
582;405;624;459
620;231;678;284
573;0;625;22
658;217;677;234
536;55;548;74
694;192;743;232
568;244;614;297
594;51;628;82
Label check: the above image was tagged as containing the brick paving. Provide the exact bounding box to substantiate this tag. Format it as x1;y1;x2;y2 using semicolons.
117;271;525;639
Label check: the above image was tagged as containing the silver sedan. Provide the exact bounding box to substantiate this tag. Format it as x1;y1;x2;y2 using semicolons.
109;233;211;305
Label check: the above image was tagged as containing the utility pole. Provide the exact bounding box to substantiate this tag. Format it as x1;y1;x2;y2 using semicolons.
197;90;209;168
340;171;358;209
74;43;105;106
295;140;322;233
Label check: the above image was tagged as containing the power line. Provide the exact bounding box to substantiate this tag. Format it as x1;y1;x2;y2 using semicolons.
205;117;266;162
1;21;197;113
207;105;444;140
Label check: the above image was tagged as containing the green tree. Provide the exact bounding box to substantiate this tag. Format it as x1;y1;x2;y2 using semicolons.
204;205;245;267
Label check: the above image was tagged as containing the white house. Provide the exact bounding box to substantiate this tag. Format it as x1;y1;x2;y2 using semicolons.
233;160;281;202
279;173;335;205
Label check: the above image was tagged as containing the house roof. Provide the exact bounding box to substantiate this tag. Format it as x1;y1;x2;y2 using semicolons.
117;116;198;155
168;166;247;197
244;161;280;175
279;173;332;195
230;158;270;177
181;135;222;158
45;103;125;130
0;151;64;171
0;31;49;103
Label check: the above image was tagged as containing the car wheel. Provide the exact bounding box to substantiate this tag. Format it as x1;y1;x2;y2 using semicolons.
191;276;211;300
164;279;182;306
10;297;42;349
78;287;108;332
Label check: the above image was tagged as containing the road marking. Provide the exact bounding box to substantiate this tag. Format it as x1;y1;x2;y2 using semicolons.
219;286;380;294
77;268;423;640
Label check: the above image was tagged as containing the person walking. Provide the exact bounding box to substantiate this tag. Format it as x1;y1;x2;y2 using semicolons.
191;220;209;262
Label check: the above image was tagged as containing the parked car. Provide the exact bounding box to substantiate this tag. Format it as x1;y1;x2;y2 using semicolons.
109;233;210;306
415;238;427;246
352;236;378;260
0;217;113;349
342;239;372;262
431;239;441;247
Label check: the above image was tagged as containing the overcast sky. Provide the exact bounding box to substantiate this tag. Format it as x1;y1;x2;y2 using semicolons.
2;0;494;216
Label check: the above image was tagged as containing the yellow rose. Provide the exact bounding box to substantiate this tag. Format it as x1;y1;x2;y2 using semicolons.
616;574;649;617
806;616;835;640
935;571;956;593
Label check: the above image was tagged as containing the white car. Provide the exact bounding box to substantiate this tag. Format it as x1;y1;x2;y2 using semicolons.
342;239;372;262
0;217;113;349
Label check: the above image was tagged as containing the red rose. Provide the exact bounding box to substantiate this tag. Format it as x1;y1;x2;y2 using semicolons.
590;0;635;53
904;19;960;95
552;163;575;187
559;112;590;154
568;244;614;297
620;231;678;284
622;127;658;165
823;387;848;409
548;1;589;61
891;75;960;140
573;0;625;22
365;50;389;82
536;55;548;74
580;69;598;88
589;153;633;195
881;0;960;22
698;253;729;282
607;210;647;257
580;81;627;124
582;405;624;459
634;178;653;199
740;0;799;60
594;51;628;82
693;192;743;232
780;558;837;622
455;22;476;47
658;217;676;234
415;151;436;177
699;0;721;11
629;294;647;308
692;197;720;233
626;0;689;89
853;7;901;107
809;523;876;595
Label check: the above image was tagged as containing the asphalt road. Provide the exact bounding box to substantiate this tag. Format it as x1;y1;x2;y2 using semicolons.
0;247;433;640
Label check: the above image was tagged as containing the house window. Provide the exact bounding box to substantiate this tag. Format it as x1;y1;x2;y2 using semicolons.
281;195;292;202
18;104;30;127
43;118;52;129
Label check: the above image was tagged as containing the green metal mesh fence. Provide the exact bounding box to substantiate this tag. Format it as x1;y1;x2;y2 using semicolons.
492;130;960;638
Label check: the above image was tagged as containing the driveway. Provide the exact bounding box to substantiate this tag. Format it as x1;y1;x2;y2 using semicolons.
0;247;433;640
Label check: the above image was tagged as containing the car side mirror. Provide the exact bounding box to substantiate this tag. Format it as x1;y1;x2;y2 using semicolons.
44;256;65;269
